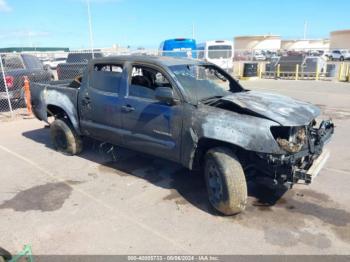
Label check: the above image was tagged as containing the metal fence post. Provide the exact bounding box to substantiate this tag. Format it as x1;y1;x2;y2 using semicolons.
277;64;280;78
315;63;319;81
0;54;14;118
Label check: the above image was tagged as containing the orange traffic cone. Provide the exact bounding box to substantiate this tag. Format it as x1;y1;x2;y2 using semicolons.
23;76;32;115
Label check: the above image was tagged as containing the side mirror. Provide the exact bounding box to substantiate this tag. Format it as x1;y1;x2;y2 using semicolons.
155;86;176;105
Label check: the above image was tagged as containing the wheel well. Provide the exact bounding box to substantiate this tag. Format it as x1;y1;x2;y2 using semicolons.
46;105;74;126
191;138;246;171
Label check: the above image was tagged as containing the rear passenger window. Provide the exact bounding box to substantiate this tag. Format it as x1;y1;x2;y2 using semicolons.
92;64;123;93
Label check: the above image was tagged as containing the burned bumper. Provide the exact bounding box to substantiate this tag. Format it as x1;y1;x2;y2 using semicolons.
256;120;334;185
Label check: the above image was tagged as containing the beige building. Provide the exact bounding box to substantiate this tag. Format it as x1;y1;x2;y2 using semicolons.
234;35;281;51
281;39;330;50
330;30;350;49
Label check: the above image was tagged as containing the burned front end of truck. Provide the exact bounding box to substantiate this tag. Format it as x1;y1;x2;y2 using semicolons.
254;119;334;186
193;89;335;189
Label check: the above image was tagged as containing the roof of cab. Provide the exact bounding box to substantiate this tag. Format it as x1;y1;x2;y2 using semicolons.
91;55;201;67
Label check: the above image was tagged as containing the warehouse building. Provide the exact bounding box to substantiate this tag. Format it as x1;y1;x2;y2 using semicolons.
281;39;330;50
234;35;281;51
330;29;350;49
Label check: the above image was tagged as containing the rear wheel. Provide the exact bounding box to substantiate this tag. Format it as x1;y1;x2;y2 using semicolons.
204;147;247;215
50;118;83;155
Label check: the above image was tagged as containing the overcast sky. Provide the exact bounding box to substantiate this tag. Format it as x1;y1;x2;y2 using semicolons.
0;0;349;49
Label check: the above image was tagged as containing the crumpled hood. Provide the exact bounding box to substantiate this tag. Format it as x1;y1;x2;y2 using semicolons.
221;90;320;126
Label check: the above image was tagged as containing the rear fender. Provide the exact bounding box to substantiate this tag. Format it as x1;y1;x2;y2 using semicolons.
36;89;80;133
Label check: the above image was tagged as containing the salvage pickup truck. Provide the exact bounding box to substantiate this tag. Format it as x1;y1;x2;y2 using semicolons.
31;56;334;215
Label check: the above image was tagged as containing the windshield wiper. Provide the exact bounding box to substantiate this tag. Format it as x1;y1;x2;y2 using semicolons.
200;96;223;105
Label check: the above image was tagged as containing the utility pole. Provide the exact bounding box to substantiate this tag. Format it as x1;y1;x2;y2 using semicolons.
86;0;94;58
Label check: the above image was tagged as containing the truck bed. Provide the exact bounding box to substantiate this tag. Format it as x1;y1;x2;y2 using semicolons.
31;80;80;127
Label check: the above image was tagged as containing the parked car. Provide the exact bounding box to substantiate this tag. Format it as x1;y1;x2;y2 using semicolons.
56;52;103;80
0;53;53;103
31;56;334;215
43;57;67;70
253;51;266;61
328;49;350;61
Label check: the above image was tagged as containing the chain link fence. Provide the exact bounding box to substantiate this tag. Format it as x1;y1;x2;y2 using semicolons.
1;48;349;121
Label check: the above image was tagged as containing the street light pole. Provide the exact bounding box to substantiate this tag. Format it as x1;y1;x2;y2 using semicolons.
86;0;94;58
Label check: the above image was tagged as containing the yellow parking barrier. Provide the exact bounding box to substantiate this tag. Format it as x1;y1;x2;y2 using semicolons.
295;64;299;80
237;62;241;78
258;63;263;78
315;63;319;80
338;62;344;81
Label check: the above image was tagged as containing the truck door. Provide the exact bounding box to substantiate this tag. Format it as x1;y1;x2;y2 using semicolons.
121;64;183;161
79;63;125;145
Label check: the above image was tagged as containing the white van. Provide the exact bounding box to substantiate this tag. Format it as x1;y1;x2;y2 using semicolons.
197;40;234;71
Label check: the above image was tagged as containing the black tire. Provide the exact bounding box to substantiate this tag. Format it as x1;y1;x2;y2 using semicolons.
0;247;12;261
340;56;344;61
204;147;247;215
50;118;83;155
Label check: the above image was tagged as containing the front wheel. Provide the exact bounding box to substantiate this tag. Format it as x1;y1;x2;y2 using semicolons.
0;247;12;262
50;118;83;155
204;147;247;215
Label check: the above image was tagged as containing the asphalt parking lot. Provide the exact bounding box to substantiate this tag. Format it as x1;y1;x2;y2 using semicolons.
0;79;350;255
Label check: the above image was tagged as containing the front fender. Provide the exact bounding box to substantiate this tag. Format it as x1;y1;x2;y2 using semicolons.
199;113;282;154
181;106;284;169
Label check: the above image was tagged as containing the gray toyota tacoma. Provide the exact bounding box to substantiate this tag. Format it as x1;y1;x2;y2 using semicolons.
30;56;334;215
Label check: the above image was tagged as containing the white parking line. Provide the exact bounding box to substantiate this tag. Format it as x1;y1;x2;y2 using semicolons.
0;144;188;252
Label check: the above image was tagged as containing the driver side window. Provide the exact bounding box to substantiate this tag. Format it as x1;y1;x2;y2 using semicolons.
129;66;172;100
